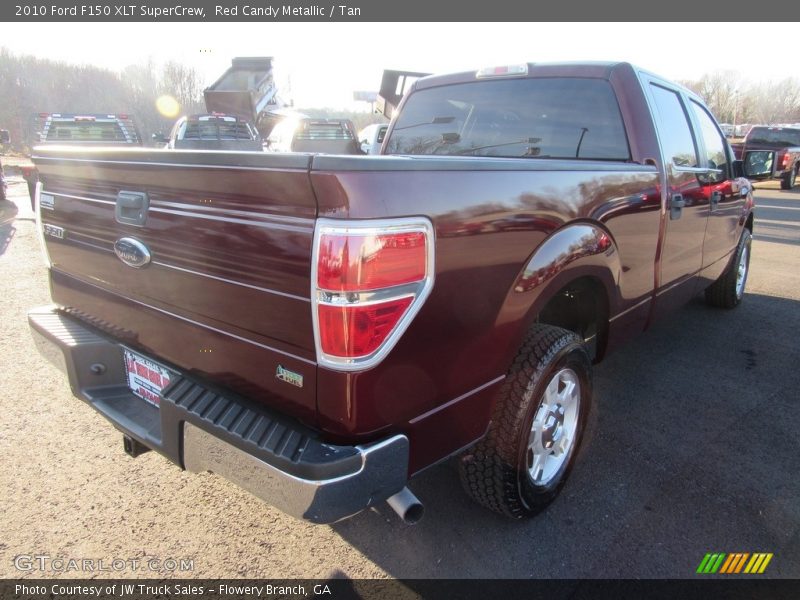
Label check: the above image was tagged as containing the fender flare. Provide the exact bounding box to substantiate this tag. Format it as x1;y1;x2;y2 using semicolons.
496;222;623;345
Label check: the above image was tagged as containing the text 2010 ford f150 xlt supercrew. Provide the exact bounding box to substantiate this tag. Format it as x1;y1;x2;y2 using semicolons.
29;62;754;524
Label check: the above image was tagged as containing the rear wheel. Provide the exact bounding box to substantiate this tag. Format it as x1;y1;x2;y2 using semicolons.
459;324;591;518
705;229;752;309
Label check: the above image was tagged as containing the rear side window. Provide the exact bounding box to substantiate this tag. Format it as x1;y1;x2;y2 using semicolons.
649;84;699;168
385;78;630;160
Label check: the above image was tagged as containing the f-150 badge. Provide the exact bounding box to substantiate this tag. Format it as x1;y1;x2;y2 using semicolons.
114;237;151;268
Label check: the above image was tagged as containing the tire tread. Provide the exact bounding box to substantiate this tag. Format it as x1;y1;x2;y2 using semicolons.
458;324;588;518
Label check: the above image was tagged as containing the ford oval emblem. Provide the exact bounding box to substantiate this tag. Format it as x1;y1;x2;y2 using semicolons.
114;237;151;268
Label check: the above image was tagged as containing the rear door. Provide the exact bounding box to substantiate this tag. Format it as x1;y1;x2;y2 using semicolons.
687;99;745;273
643;78;710;316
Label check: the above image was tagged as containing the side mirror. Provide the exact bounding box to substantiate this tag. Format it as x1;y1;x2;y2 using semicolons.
743;150;775;179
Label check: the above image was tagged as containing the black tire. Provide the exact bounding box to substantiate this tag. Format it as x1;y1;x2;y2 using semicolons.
780;166;796;190
458;324;592;518
705;229;752;309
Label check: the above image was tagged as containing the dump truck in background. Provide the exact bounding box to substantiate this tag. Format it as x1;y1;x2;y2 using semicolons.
203;56;289;139
375;69;430;120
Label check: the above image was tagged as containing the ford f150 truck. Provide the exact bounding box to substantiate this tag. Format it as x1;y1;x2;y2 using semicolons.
731;125;800;189
28;62;755;524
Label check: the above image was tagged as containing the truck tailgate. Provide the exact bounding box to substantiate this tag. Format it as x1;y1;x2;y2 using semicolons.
33;147;318;423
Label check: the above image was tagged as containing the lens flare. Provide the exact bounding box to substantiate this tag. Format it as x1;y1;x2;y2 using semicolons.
156;95;180;118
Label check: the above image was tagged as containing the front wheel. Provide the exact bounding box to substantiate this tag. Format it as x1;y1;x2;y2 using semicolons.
705;229;752;309
459;324;592;518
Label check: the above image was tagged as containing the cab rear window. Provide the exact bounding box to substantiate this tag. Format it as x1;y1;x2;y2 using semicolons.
45;121;126;142
386;78;630;160
183;119;255;141
748;127;800;147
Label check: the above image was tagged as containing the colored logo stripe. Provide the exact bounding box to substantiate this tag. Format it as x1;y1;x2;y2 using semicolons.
744;553;774;574
697;553;726;574
697;552;773;574
720;553;749;573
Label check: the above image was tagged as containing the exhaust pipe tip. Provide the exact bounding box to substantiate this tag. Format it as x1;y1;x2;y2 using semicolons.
386;487;424;525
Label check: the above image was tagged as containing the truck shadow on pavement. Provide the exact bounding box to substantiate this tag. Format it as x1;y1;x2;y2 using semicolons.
330;292;800;579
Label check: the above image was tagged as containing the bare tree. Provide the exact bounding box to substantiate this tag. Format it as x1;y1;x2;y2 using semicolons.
743;78;800;124
680;71;742;123
158;61;205;116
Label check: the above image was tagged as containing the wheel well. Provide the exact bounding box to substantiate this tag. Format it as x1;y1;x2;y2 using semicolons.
535;277;609;363
745;212;754;233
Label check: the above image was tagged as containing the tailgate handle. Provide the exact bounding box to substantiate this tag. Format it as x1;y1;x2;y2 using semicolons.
115;191;149;227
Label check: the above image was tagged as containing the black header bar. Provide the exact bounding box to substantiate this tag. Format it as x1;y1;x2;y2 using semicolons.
3;0;798;21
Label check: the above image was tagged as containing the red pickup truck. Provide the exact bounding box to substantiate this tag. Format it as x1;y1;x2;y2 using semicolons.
29;62;754;524
731;125;800;189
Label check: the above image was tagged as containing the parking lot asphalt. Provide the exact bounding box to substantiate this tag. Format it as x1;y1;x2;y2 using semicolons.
0;176;797;579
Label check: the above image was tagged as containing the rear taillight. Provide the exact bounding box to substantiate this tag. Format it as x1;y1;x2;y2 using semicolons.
312;218;434;370
781;152;791;168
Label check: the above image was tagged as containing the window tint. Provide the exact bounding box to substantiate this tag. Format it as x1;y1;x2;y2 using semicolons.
690;100;729;182
46;121;126;142
649;84;698;168
747;127;800;146
386;78;630;160
294;122;354;141
183;118;255;141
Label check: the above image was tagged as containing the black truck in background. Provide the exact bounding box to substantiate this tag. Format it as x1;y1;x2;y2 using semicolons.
22;113;143;207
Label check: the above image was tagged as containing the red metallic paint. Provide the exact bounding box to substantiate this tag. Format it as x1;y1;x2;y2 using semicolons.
32;62;754;475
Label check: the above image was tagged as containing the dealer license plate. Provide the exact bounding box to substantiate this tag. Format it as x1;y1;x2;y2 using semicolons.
123;349;173;408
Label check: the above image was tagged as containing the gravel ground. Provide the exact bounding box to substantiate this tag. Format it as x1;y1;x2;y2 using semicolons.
1;176;798;580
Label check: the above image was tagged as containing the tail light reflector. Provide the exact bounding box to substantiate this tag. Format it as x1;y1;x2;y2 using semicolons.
312;218;434;371
781;152;791;168
318;297;413;357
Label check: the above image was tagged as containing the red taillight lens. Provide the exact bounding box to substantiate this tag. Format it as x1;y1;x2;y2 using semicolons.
313;220;434;369
781;152;791;168
317;231;426;291
318;297;413;357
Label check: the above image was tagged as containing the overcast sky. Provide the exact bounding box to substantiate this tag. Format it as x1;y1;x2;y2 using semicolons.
4;22;793;109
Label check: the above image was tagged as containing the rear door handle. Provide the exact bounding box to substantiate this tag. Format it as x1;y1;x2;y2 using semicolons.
670;194;685;220
710;190;722;211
